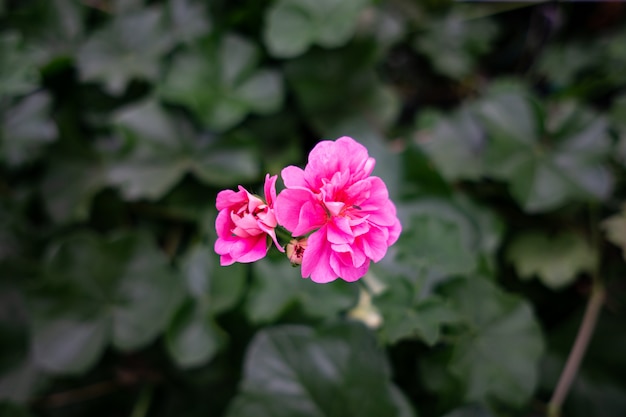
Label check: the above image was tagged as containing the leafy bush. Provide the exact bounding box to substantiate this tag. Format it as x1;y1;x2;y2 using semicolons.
1;1;625;417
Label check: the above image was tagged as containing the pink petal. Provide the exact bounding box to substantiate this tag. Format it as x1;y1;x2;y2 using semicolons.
215;210;233;239
216;188;246;211
301;227;337;283
275;188;326;236
228;236;268;263
387;217;402;246
327;216;354;244
360;226;388;262
281;165;308;188
264;174;278;207
329;251;370;282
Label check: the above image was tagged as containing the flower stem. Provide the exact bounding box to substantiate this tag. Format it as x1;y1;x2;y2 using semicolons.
547;282;605;417
130;384;153;417
275;226;293;245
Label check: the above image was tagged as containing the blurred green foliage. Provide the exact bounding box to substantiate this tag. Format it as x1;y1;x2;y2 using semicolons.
1;1;626;417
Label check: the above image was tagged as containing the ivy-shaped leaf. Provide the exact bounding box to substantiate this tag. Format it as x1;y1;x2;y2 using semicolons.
0;32;40;98
285;41;396;133
166;0;211;45
417;106;485;181
375;276;459;346
477;88;614;212
225;322;415;417
0;92;57;168
507;231;596;290
602;206;626;261
442;276;545;407
28;232;184;374
396;199;479;280
166;244;246;368
107;99;258;200
160;34;284;131
414;13;499;80
41;153;106;224
245;256;358;324
77;7;173;94
263;0;370;58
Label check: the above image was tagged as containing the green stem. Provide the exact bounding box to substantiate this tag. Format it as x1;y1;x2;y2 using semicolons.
547;283;605;417
130;385;153;417
275;226;294;245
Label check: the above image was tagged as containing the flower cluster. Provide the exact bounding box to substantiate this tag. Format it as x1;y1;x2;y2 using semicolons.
214;136;401;283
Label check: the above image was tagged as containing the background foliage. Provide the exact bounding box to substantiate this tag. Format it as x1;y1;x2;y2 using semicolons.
1;1;626;416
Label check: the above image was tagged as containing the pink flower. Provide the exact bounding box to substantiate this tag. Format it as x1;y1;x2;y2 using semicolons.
215;174;284;266
275;136;401;283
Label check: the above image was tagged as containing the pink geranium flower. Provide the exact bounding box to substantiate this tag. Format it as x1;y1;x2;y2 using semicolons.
275;136;401;283
215;174;284;266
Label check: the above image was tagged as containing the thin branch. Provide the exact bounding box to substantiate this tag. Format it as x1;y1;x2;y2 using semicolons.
547;283;605;417
36;380;119;408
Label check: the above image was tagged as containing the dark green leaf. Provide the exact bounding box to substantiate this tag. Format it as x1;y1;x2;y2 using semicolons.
246;256;358;324
108;100;258;200
602;206;626;261
397;199;479;279
414;13;498;79
28;232;184;374
0;32;40;97
166;244;245;368
507;231;596;290
1;92;57;167
417;106;485;180
375;276;459;345
160;35;284;131
77;7;173;94
477;90;613;212
442;277;545;407
225;322;415;417
41;154;106;223
263;0;370;58
166;299;223;369
285;42;395;132
166;0;211;44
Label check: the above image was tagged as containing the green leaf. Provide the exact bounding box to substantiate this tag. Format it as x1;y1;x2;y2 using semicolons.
417;106;485;180
225;322;415;417
1;92;57;168
0;32;40;98
28;232;184;374
166;244;245;368
108;99;258;200
477;90;613;212
40;154;106;223
166;299;223;369
166;0;211;44
263;0;370;58
27;0;86;65
442;276;545;407
397;200;479;279
375;276;459;345
77;7;173;94
160;35;284;131
246;256;358;324
414;13;499;80
507;231;596;290
602;206;626;261
285;41;395;133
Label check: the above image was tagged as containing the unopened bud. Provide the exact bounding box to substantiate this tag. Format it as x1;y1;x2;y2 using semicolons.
286;238;307;266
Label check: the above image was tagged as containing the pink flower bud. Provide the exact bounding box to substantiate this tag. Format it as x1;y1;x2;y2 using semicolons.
286;238;307;266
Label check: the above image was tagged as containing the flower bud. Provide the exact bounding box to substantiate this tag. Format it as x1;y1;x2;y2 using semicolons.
286;238;307;266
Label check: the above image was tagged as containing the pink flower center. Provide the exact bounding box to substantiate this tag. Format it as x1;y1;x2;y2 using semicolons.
230;195;277;238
